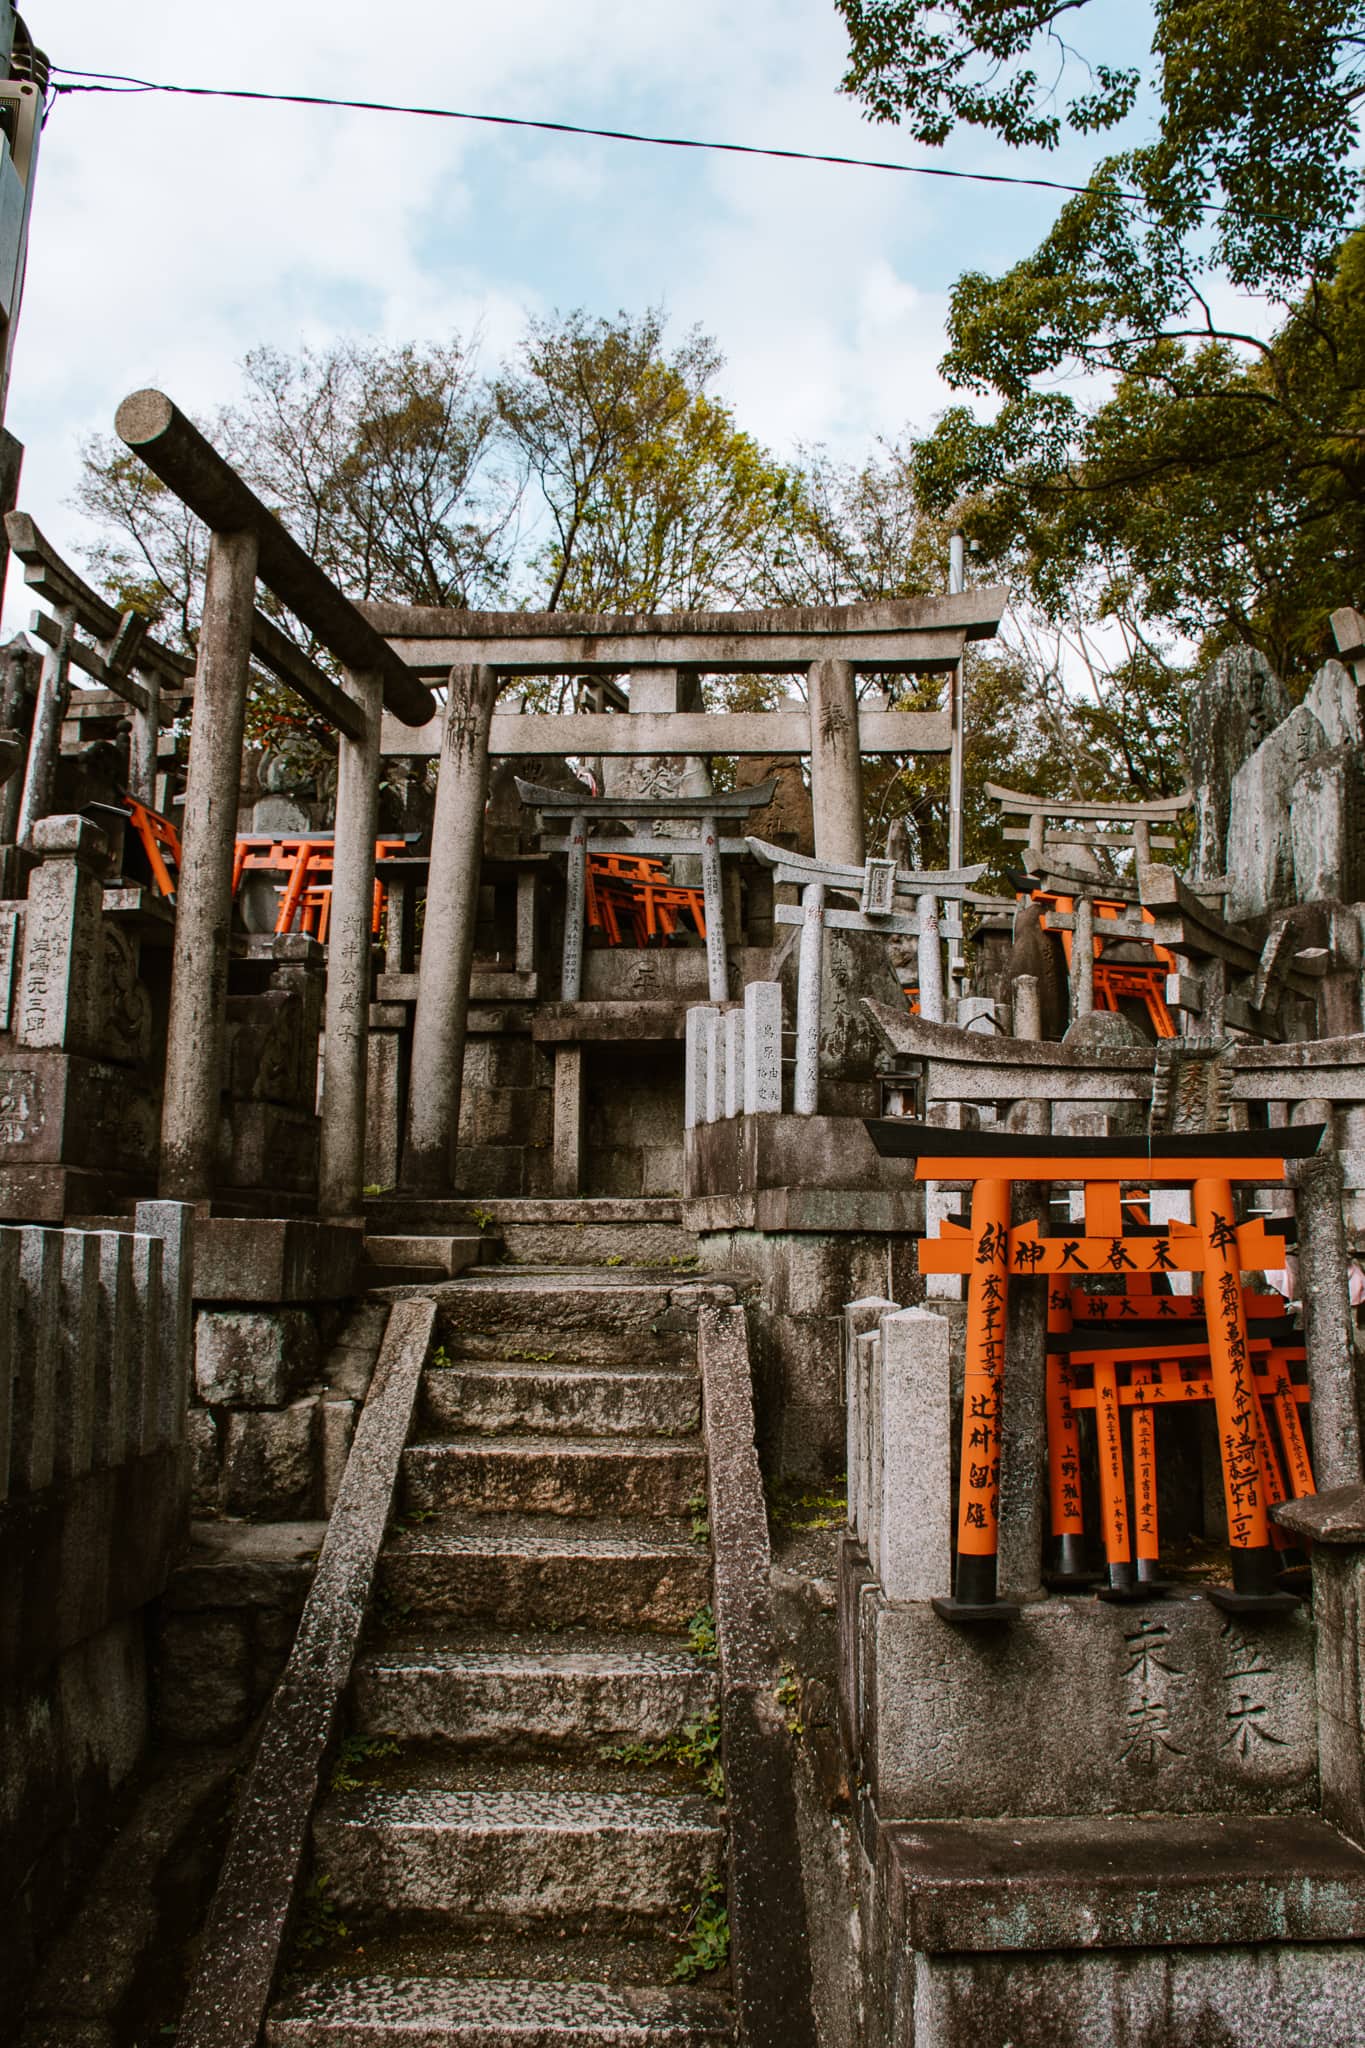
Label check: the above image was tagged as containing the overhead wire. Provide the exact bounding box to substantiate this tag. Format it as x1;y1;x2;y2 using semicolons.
44;65;1289;223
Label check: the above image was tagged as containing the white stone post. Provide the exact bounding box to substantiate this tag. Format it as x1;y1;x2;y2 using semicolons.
685;1005;717;1130
916;891;945;1022
1014;972;1042;1041
160;527;260;1202
319;669;382;1217
1072;896;1095;1019
723;1008;744;1119
877;1306;952;1601
807;658;865;867
402;663;497;1192
703;1008;726;1125
743;980;783;1114
793;882;825;1115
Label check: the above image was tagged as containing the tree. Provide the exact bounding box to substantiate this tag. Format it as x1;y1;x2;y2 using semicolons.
837;0;1365;683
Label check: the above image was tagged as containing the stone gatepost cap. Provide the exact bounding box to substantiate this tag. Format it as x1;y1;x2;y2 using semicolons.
32;813;109;863
1274;1483;1365;1546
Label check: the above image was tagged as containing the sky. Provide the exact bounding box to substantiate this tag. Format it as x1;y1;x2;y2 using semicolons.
4;0;1161;631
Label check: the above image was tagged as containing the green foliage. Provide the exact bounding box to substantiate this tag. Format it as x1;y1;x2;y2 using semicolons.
673;1871;731;1981
775;1666;805;1737
329;1733;400;1793
766;1478;848;1538
686;1492;712;1547
289;1874;349;1956
687;1604;718;1662
600;1708;724;1798
468;1207;496;1234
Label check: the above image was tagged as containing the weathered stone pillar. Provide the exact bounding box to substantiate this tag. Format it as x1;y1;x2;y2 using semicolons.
1291;1101;1364;1489
129;666;161;807
1072;897;1095;1018
15;603;75;848
319;669;382;1217
160;527;259;1203
916;891;945;1022
16;814;108;1055
807;658;864;867
793;883;825;1115
402;663;497;1192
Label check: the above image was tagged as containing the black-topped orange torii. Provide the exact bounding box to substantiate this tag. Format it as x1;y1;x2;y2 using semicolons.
864;1120;1325;1624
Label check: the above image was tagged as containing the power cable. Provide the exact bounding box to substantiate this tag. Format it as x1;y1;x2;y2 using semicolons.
45;64;1277;221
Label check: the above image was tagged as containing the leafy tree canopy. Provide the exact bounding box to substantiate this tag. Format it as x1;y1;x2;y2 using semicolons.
838;0;1365;684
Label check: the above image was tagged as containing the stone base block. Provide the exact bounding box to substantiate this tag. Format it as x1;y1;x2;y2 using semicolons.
220;1100;319;1196
193;1217;361;1303
156;1520;324;1744
0;1049;158;1174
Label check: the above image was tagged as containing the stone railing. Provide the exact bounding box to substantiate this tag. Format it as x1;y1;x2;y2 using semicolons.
683;981;784;1127
0;1200;193;1502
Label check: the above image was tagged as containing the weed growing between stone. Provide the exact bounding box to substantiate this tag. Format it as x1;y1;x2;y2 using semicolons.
775;1666;804;1736
329;1733;400;1793
673;1871;730;1980
687;1604;717;1661
598;1709;724;1798
765;1476;847;1540
289;1874;348;1957
687;1491;711;1545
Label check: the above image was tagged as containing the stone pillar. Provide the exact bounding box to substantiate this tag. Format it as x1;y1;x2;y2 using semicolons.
134;1198;195;1446
685;1005;716;1131
15;604;75;848
552;1045;584;1196
561;811;588;1002
807;658;864;867
1072;897;1095;1019
1013;973;1041;1041
723;1008;744;1119
997;1183;1049;1602
160;527;259;1202
16;815;108;1055
793;884;825;1116
1291;1103;1364;1489
703;1009;726;1125
742;981;783;1114
699;812;728;1003
916;892;945;1023
129;667;161;807
402;664;497;1192
319;669;382;1218
877;1306;952;1601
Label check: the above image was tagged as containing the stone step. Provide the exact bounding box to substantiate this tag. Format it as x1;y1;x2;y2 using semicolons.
380;1516;710;1632
364;1198;696;1271
351;1631;718;1749
402;1437;706;1519
313;1770;722;1928
423;1361;700;1440
366;1235;500;1277
433;1276;728;1368
268;1972;732;2045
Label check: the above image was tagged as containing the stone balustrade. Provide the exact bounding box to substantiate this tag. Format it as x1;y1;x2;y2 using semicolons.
0;1198;192;1502
684;981;784;1127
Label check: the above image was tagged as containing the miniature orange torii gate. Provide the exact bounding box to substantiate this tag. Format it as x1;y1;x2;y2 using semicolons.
864;1121;1324;1623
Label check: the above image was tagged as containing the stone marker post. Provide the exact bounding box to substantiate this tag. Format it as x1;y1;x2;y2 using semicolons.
685;1005;715;1130
319;670;382;1217
129;664;161;808
160;527;259;1202
560;809;588;1002
916;891;945;1023
723;1008;744;1119
1291;1101;1365;1489
807;657;864;867
703;1009;727;1125
793;884;825;1115
1072;897;1095;1019
17;814;108;1055
402;664;497;1192
878;1306;952;1600
742;980;782;1113
699;811;729;1003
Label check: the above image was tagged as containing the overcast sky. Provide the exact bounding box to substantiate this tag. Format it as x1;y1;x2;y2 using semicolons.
7;0;1154;623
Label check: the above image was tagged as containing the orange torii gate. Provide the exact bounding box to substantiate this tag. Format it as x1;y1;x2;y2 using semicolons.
864;1121;1324;1624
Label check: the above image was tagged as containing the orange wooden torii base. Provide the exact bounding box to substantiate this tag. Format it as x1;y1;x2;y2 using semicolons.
865;1121;1324;1625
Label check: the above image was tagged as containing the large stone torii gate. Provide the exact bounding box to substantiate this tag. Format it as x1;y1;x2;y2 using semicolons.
364;589;1005;1190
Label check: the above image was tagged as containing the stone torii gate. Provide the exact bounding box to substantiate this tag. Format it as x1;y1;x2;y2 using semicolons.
368;588;1005;1190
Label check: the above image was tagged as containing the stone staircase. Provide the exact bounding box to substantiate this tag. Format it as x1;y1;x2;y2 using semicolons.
267;1272;736;2046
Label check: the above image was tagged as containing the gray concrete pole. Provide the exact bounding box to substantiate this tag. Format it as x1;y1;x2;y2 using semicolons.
807;658;865;868
159;527;259;1202
318;669;382;1218
402;663;497;1192
793;882;825;1115
699;812;728;1003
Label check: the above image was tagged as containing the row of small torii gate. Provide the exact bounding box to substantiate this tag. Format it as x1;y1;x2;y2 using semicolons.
8;386;1014;1213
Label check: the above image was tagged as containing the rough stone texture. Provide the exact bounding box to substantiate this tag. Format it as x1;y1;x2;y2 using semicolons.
222;1400;318;1520
902;1941;1365;2047
856;1582;1317;1821
316;1778;721;1926
352;1634;718;1750
177;1299;434;2048
875;1309;951;1602
1187;643;1291;883
191;1219;362;1306
267;1975;733;2046
380;1516;709;1633
194;1309;320;1408
402;1434;705;1519
700;1303;818;2048
423;1360;701;1440
1225;703;1328;921
434;1276;728;1368
156;1521;326;1745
